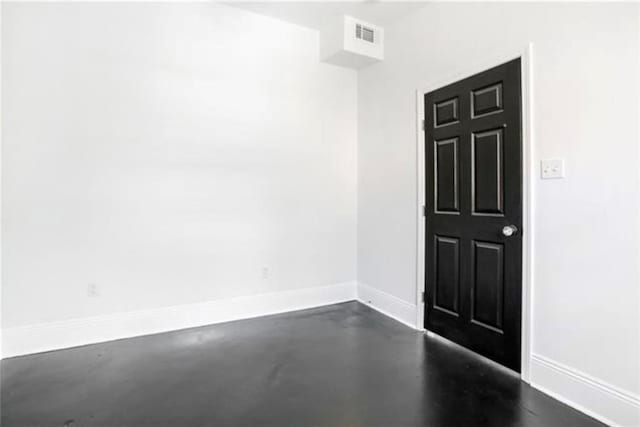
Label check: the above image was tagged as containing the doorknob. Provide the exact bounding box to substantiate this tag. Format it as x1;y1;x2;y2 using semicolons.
502;225;518;237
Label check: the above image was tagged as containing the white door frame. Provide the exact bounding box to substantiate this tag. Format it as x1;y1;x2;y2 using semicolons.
414;44;534;382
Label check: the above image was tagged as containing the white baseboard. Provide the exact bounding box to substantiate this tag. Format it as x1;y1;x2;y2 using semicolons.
2;281;357;358
531;354;640;427
357;281;418;329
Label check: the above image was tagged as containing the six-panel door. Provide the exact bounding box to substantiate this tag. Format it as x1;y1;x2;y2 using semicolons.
424;59;523;372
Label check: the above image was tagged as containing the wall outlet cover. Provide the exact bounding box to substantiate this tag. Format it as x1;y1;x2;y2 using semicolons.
88;283;99;297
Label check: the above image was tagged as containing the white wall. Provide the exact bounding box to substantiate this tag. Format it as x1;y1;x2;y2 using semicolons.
2;2;357;329
0;0;3;361
357;2;639;425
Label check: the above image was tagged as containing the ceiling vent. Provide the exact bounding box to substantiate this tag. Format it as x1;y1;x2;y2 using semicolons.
320;16;384;70
355;23;375;43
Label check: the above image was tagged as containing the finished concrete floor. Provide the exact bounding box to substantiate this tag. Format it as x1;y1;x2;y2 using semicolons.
2;302;602;427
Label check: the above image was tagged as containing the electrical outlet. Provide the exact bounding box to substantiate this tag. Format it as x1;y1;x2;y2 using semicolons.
261;267;269;280
88;283;99;297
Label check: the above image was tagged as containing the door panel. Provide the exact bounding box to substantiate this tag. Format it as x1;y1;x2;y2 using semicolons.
471;83;503;117
434;98;459;127
471;240;504;333
434;236;460;315
472;129;503;215
435;138;460;213
424;59;522;372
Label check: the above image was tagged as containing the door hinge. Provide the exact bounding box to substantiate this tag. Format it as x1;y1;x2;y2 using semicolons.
421;119;426;131
421;291;426;303
422;205;426;217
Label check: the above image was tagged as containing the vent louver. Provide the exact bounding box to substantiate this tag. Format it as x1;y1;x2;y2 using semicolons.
319;15;383;69
355;23;375;43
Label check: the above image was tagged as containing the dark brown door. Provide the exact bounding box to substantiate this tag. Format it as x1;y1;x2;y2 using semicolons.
424;59;522;372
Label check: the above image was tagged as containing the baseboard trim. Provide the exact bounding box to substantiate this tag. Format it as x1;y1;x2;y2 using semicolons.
356;282;418;329
2;281;357;358
531;354;640;427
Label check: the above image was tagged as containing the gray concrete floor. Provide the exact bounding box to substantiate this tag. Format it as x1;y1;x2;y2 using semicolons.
2;302;602;427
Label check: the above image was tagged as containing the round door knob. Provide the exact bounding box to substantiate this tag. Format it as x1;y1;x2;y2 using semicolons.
502;225;518;237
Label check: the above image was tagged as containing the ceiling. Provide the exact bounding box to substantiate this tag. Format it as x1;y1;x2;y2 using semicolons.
227;1;429;30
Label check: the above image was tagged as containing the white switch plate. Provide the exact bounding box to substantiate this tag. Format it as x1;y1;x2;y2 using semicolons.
540;158;565;179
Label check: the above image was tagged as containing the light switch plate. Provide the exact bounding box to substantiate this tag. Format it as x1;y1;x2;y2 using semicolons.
540;158;564;179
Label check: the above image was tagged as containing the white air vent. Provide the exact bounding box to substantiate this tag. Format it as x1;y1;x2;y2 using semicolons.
320;16;384;70
355;23;375;43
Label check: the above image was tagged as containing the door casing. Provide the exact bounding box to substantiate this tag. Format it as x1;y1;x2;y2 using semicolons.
415;44;534;382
